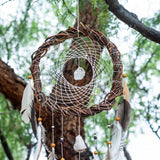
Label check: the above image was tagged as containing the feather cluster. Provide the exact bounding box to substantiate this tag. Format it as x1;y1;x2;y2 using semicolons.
34;121;45;160
73;135;87;152
110;121;123;160
48;147;57;160
20;79;34;123
106;99;131;160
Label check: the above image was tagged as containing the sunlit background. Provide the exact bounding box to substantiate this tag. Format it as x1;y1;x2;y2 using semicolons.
0;0;160;159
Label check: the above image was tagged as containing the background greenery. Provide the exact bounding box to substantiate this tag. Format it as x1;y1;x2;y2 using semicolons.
0;0;160;159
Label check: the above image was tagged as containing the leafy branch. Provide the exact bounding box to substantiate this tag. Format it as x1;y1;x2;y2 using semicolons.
105;0;160;43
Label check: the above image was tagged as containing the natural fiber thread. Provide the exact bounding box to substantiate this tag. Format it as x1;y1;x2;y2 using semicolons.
30;23;123;116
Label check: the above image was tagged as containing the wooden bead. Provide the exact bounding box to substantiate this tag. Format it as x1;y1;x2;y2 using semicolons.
122;74;127;78
61;158;65;160
51;143;55;147
115;117;120;121
94;151;98;155
28;75;32;79
38;117;42;122
107;141;111;145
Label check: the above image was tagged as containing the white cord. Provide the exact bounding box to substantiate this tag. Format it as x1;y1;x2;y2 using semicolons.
77;0;80;37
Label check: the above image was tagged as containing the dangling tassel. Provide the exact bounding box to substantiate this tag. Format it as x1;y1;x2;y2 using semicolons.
34;118;45;160
73;135;87;152
110;118;123;160
20;75;34;123
60;113;65;160
48;110;57;160
48;146;57;160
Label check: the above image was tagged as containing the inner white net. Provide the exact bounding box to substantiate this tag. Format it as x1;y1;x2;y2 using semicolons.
40;37;113;111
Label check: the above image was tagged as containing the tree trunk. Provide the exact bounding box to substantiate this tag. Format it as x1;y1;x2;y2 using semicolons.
38;2;100;159
0;1;100;160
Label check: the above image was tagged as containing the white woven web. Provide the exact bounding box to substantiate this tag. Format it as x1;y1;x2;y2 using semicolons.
40;37;113;110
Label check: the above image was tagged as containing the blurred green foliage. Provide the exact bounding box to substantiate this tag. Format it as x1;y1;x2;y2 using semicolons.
0;0;160;159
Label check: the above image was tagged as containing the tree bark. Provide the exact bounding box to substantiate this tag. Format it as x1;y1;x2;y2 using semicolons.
105;0;160;44
0;59;26;109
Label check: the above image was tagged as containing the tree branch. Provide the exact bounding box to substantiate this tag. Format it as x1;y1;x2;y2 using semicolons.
124;146;132;160
0;125;14;160
0;59;26;110
105;0;160;44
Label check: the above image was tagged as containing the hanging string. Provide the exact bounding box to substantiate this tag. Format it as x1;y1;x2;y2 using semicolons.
51;109;55;144
107;111;111;141
61;113;64;158
93;114;98;159
48;108;57;160
78;115;81;135
77;0;80;37
78;115;81;160
106;111;112;160
38;101;42;118
93;113;97;147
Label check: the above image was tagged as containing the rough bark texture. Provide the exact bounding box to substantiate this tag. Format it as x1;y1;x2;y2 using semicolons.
0;59;26;110
105;0;160;44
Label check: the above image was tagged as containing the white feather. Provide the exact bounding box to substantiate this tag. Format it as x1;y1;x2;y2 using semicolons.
94;154;99;160
73;135;87;152
110;121;122;160
20;79;34;123
34;122;43;160
48;147;57;160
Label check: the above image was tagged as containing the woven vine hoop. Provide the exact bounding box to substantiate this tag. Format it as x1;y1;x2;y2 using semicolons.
30;23;123;116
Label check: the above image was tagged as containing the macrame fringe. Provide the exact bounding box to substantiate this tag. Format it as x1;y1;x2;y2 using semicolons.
48;147;57;160
20;78;34;123
34;121;45;160
73;135;87;152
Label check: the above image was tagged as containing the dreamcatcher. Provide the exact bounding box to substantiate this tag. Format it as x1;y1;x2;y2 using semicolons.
20;5;131;159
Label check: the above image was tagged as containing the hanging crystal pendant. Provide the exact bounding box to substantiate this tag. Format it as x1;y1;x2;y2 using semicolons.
74;67;85;80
